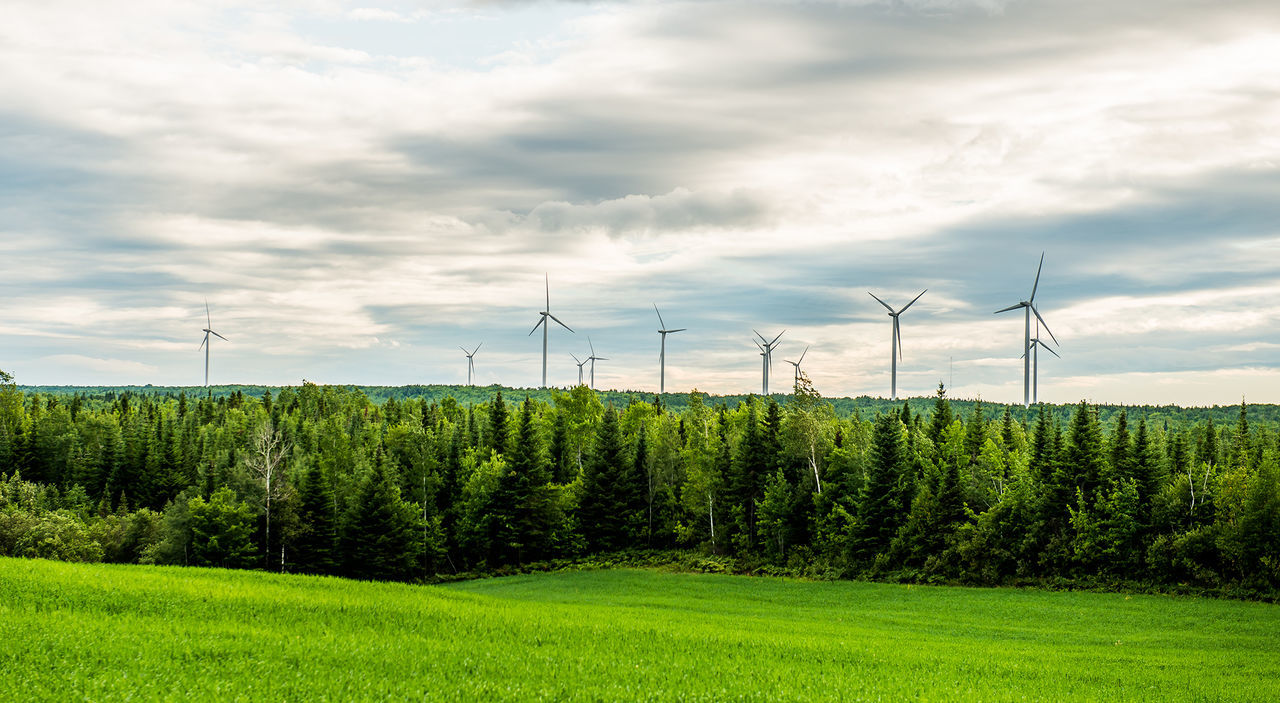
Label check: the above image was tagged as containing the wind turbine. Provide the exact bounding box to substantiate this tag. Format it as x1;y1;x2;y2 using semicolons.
198;300;227;388
571;353;589;386
753;329;784;395
460;343;481;386
528;274;574;388
783;345;810;389
1021;319;1060;405
586;337;608;389
995;252;1058;409
654;304;686;394
868;289;926;401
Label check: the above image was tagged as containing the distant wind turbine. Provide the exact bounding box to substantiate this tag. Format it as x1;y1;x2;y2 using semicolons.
198;300;227;388
868;289;926;401
528;274;574;388
1021;319;1060;405
995;253;1058;408
571;352;588;386
654;304;686;394
587;337;608;389
783;345;810;389
753;329;784;395
460;343;481;386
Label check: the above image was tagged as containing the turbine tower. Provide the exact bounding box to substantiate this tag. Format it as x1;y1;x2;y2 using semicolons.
995;253;1058;409
460;343;481;386
198;300;227;388
654;304;686;394
586;337;608;389
868;289;926;401
1021;319;1060;405
753;329;784;395
571;353;588;386
528;274;574;388
783;345;809;389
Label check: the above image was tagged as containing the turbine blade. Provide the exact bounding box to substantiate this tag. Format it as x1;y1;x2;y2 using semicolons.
799;345;809;363
754;340;765;352
473;343;482;355
753;328;767;343
528;317;545;336
994;302;1024;314
669;328;687;333
198;334;207;350
545;273;550;311
1043;345;1061;359
771;330;785;346
654;303;666;330
210;330;228;342
895;317;903;361
205;299;210;328
571;353;581;364
1032;305;1058;346
460;346;469;354
1030;252;1044;302
588;336;595;355
899;289;927;314
549;314;573;332
868;291;894;312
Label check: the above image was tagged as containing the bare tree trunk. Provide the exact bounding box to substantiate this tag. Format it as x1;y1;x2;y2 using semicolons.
247;420;291;571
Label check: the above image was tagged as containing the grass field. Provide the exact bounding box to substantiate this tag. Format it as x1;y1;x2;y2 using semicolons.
2;559;1278;701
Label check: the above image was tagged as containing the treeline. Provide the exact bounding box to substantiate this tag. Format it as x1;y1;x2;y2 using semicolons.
1;369;1277;597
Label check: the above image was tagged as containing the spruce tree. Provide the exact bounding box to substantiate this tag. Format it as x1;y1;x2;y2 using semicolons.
486;392;508;457
851;412;908;565
1109;410;1132;483
292;462;338;575
490;399;557;564
928;385;955;450
341;451;418;581
964;401;986;463
730;403;768;551
577;408;628;552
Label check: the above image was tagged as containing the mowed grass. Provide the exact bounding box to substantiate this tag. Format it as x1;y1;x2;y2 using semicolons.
2;559;1278;702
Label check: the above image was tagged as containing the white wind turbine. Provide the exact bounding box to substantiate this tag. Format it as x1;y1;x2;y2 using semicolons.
198;300;228;388
586;337;608;389
460;343;481;386
995;252;1058;409
783;345;810;389
753;329;784;395
1021;318;1060;405
571;352;589;386
528;274;574;388
868;289;926;401
654;304;686;394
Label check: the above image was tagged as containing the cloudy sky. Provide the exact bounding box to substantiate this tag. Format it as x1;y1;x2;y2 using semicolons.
2;0;1279;405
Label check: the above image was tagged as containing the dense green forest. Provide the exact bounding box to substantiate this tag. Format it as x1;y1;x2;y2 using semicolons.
2;369;1278;598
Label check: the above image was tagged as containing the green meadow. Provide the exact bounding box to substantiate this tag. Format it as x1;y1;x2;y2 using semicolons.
3;558;1278;701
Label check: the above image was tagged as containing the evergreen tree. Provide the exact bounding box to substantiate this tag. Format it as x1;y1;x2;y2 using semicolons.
927;383;955;449
189;487;258;569
577;408;632;552
964;401;986;463
486;392;508;457
729;402;768;551
489;400;557;564
340;452;419;581
1109;410;1133;483
292;462;338;575
851;412;908;565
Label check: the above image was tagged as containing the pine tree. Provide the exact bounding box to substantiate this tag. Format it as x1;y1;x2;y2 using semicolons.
577;408;629;551
490;400;557;564
1063;401;1106;503
851;412;908;565
927;384;954;449
730;402;768;551
340;451;418;581
964;401;986;463
292;462;338;575
486;392;508;457
1109;410;1132;483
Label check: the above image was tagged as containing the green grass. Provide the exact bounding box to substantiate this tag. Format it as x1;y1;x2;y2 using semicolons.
3;559;1278;701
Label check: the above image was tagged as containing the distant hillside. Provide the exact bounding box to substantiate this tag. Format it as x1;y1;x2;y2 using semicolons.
16;382;1273;428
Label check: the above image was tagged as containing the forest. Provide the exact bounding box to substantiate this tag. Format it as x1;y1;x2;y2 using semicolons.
2;368;1278;598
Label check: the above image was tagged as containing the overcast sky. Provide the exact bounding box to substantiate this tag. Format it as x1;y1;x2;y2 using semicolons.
2;0;1279;405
